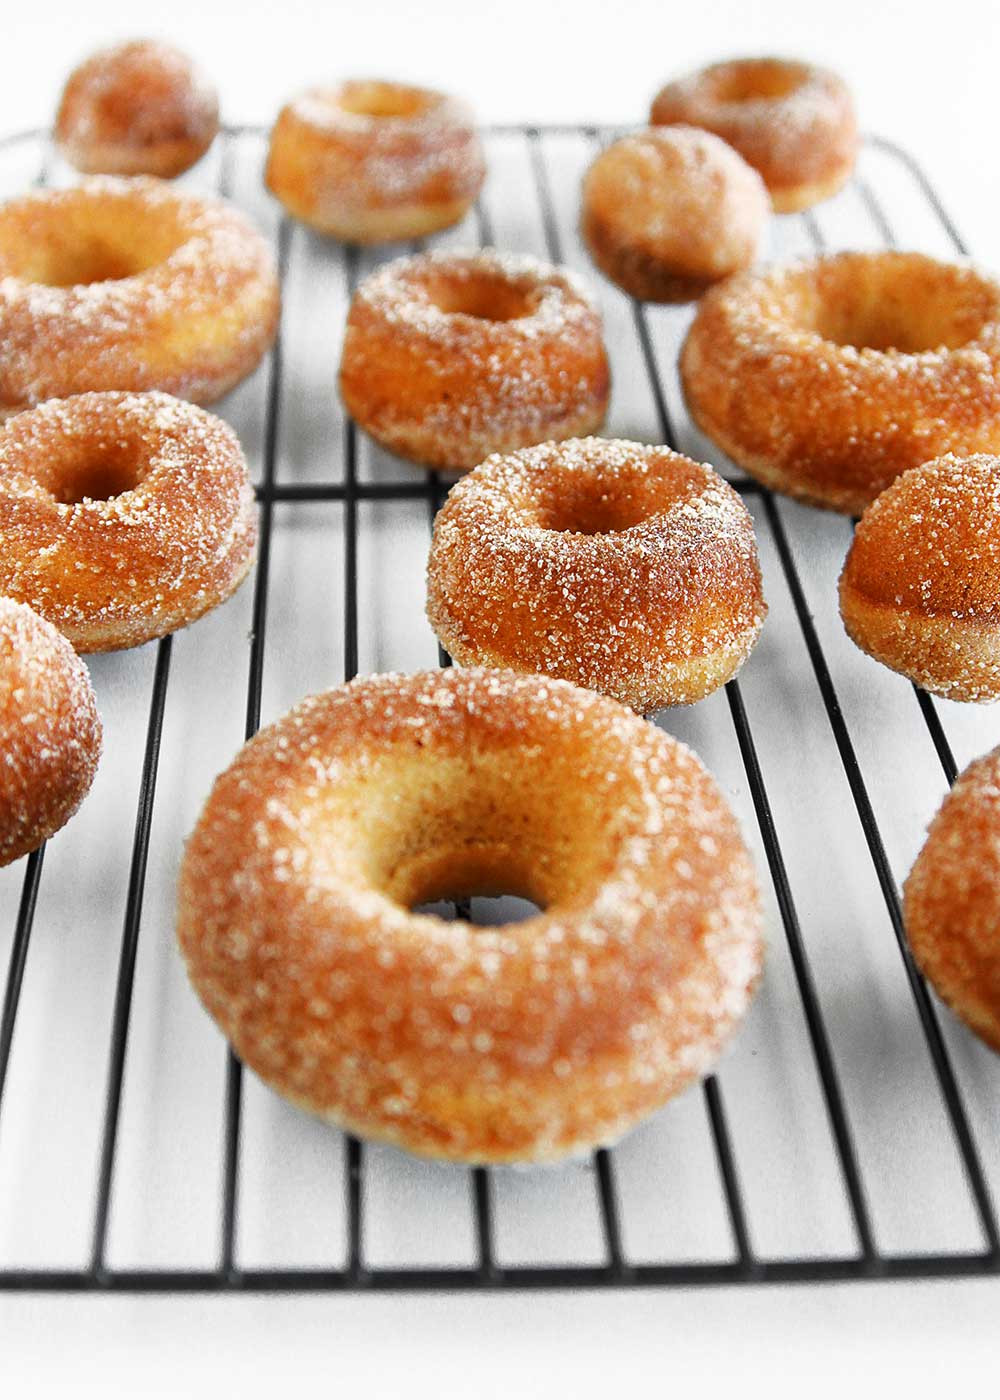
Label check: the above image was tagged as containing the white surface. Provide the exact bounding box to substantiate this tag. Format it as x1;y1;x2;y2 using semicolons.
2;2;1000;1391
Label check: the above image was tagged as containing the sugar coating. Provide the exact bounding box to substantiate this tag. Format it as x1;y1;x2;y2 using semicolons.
0;176;279;410
841;453;1000;701
340;249;610;470
651;57;857;203
426;437;767;711
177;668;763;1164
0;391;258;652
904;745;1000;1051
581;127;769;300
681;250;1000;515
0;597;102;866
55;39;219;177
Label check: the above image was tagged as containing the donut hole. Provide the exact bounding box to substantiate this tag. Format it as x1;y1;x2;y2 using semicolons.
535;475;666;535
1;201;185;286
708;60;807;104
338;81;435;120
787;257;994;353
424;271;537;323
28;238;152;287
40;445;146;505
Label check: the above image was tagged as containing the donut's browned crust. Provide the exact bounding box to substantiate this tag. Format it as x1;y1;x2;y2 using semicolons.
840;455;1000;701
55;39;219;178
177;669;763;1164
681;252;1000;515
650;57;857;213
581;127;768;303
426;438;766;711
904;747;1000;1053
0;177;280;414
0;392;258;652
266;81;486;243
0;598;102;866
340;249;610;470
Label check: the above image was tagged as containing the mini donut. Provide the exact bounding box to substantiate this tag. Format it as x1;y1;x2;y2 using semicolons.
426;438;766;711
904;746;1000;1053
339;249;610;470
266;80;486;242
650;57;857;212
0;177;280;414
840;455;1000;701
681;251;1000;515
0;598;102;867
177;668;763;1164
55;39;219;178
0;392;257;652
581;127;769;303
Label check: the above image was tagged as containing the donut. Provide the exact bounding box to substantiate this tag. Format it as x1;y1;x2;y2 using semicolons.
681;252;1000;515
265;80;485;242
0;177;280;414
339;249;610;470
650;57;857;212
0;598;102;867
581;127;769;303
840;455;1000;701
55;39;219;178
426;438;766;711
904;746;1000;1054
0;392;257;652
177;668;763;1164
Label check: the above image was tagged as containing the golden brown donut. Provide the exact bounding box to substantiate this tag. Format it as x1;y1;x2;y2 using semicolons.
177;668;763;1164
55;39;219;178
681;252;1000;515
0;597;102;867
650;57;857;212
0;177;280;415
339;248;610;470
427;438;766;711
840;455;1000;701
0;392;257;652
265;80;485;242
581;126;769;302
904;746;1000;1053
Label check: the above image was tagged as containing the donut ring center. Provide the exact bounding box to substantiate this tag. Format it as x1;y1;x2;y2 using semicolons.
423;269;538;323
0;198;186;287
530;469;678;536
18;430;151;505
337;81;436;120
707;60;807;104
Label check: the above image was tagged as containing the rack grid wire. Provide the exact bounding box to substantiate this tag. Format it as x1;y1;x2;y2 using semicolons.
0;123;998;1293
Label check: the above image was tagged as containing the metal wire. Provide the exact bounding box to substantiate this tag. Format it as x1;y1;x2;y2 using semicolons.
0;125;997;1292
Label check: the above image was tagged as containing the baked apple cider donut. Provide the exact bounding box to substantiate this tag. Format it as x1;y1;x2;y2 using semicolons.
177;668;763;1163
0;177;279;414
266;80;485;242
840;454;1000;701
581;127;769;302
651;57;857;212
0;392;257;651
0;598;102;867
426;438;766;711
340;249;610;470
681;251;1000;514
904;746;1000;1053
55;39;220;178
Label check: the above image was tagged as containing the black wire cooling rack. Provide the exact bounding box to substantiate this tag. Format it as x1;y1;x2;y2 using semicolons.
0;124;998;1292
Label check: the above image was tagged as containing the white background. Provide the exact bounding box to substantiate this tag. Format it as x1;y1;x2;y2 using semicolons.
3;0;1000;1393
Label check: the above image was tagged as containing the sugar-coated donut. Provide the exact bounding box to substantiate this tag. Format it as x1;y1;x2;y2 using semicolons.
427;438;766;711
55;39;219;178
651;57;857;212
904;746;1000;1053
581;127;769;303
340;249;610;470
0;392;257;652
840;455;1000;701
266;80;485;242
0;598;102;867
681;252;1000;515
0;177;280;414
178;668;763;1164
